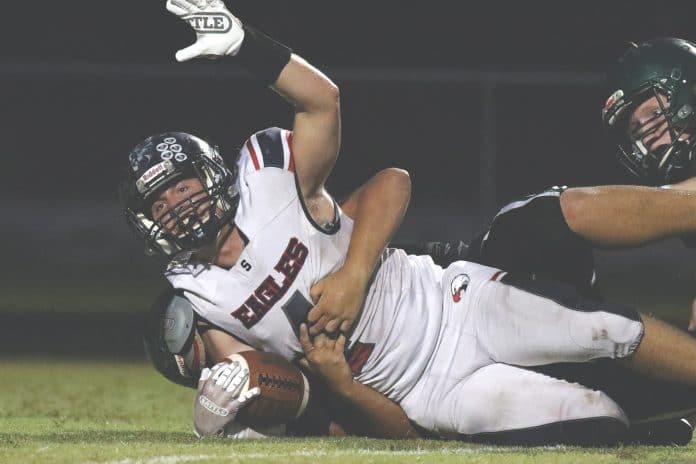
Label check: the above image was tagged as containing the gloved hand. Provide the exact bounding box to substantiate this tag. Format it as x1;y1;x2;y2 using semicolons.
165;0;245;62
193;359;260;437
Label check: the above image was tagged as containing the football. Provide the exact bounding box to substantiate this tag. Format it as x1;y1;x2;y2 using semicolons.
229;350;310;428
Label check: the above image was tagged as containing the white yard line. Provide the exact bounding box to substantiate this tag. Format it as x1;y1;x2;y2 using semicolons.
86;456;215;464
87;446;566;464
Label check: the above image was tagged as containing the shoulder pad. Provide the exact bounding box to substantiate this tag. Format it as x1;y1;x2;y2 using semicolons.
239;127;294;174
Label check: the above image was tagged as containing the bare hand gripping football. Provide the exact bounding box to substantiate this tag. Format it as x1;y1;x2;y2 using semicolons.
165;0;245;61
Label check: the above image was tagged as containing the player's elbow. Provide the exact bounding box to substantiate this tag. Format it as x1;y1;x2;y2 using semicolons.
381;168;411;195
327;81;340;105
378;168;412;206
394;168;411;197
316;80;340;113
559;187;595;235
328;84;341;118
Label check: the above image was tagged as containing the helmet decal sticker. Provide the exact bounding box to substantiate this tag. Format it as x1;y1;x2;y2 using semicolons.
136;160;174;193
157;137;187;161
130;150;153;172
602;89;624;123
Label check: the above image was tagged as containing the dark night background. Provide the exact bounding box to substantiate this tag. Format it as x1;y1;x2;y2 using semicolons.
2;0;696;357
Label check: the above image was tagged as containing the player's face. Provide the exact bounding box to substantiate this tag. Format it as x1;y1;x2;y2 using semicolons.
626;93;690;154
150;177;209;235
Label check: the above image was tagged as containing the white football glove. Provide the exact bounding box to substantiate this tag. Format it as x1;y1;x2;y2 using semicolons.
165;0;245;62
193;360;260;437
222;421;287;439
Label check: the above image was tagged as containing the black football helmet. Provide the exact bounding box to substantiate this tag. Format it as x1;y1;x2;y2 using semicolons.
121;132;239;256
143;287;206;388
602;38;696;184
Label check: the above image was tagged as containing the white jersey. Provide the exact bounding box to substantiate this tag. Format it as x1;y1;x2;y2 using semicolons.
164;128;646;438
166;127;444;402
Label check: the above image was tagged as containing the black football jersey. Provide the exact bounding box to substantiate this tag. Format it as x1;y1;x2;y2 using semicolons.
466;186;599;298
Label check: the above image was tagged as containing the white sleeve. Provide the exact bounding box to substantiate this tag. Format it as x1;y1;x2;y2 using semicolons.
237;127;294;178
234;127;298;235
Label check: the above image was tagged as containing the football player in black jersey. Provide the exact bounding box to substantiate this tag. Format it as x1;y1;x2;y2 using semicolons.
451;38;696;445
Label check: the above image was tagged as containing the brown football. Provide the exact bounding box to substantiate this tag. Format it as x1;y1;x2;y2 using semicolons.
229;350;310;428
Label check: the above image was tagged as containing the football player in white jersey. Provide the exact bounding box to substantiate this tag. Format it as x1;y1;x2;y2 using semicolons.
124;3;696;444
124;0;415;439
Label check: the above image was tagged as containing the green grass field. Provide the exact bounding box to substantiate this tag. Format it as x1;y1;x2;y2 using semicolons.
3;359;696;464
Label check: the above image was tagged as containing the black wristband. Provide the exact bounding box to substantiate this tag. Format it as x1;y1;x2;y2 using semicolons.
236;24;292;85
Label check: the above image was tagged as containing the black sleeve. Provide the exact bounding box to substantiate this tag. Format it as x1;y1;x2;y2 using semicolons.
466;186;599;297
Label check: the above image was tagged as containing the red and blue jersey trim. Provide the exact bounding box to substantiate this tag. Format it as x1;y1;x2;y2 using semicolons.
242;127;294;172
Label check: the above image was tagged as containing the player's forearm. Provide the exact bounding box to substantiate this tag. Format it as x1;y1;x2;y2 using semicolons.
560;185;696;248
342;168;411;279
333;380;420;439
230;16;341;198
234;20;339;116
200;328;254;363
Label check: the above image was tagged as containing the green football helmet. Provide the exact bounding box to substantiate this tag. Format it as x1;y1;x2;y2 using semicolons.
602;38;696;184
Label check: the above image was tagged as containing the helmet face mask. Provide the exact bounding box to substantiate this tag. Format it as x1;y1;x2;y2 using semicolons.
122;132;239;256
603;38;696;185
613;86;696;183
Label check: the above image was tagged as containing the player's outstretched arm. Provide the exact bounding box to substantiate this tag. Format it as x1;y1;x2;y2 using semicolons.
307;168;412;334
271;57;340;200
560;185;696;248
165;0;340;209
299;324;420;439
